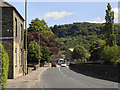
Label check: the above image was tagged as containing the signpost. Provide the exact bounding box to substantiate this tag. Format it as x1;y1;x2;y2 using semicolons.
38;56;41;66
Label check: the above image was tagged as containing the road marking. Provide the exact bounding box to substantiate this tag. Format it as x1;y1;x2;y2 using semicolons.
58;67;97;88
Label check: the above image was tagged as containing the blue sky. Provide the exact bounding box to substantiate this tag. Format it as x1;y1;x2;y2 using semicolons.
5;1;118;27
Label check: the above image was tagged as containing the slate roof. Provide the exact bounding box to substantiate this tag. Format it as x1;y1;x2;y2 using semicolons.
0;1;24;21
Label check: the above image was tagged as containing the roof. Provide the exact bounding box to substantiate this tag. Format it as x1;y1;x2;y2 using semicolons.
59;58;64;60
69;48;74;52
0;1;24;21
1;1;13;7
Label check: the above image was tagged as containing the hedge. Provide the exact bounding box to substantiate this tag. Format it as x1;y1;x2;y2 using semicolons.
0;44;9;89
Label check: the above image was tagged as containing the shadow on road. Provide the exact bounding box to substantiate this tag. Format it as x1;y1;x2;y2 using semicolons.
69;64;119;83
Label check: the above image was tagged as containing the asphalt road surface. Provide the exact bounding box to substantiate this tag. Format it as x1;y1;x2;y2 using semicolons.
34;66;118;88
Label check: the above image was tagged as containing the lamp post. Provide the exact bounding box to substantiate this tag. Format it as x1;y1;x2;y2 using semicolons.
36;24;46;66
38;27;40;66
34;25;41;66
37;25;45;66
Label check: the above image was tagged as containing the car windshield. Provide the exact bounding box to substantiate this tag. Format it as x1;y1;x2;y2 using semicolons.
61;63;65;64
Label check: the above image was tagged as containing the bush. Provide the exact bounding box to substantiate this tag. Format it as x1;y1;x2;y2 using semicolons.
100;45;120;64
0;44;9;89
110;59;115;65
115;58;120;65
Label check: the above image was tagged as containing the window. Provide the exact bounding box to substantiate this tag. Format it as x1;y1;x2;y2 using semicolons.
15;18;17;37
21;24;23;41
15;48;17;67
19;48;22;66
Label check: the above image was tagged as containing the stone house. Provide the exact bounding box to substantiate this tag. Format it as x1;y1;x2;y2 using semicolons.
0;1;27;79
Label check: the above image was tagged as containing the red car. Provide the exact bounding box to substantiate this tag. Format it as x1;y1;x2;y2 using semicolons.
52;62;56;67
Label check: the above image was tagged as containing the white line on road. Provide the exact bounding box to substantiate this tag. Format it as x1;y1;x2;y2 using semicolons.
58;67;97;88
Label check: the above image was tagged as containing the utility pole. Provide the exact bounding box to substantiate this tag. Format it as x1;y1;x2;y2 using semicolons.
25;0;27;74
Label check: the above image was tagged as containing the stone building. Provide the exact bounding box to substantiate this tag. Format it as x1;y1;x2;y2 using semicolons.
0;1;26;79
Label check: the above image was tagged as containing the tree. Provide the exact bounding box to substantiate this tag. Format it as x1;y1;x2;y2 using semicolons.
27;41;40;63
27;18;59;55
41;46;50;62
89;40;106;61
104;3;116;46
100;45;120;64
27;32;59;55
72;45;88;60
28;18;53;37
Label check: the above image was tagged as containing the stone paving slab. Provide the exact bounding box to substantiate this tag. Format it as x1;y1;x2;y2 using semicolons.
6;67;48;88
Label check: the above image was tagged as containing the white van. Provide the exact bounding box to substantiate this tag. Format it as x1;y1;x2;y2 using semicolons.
58;58;64;65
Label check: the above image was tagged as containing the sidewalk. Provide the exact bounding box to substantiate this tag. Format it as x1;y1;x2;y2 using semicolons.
6;67;48;88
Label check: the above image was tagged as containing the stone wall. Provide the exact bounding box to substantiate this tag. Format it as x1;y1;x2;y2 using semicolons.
70;63;119;82
2;7;13;37
13;8;24;78
2;7;14;79
2;40;13;79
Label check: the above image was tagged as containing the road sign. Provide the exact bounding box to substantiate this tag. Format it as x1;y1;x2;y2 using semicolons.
38;56;41;59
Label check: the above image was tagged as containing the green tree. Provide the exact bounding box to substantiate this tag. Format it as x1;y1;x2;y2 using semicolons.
104;3;116;46
89;40;106;61
100;45;120;64
1;44;9;89
41;46;50;62
72;45;88;60
27;41;41;63
28;18;53;37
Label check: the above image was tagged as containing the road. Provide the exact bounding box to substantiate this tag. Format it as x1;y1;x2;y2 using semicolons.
32;66;118;88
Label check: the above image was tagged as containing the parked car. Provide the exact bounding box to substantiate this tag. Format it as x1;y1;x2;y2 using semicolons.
61;62;67;67
52;62;56;67
58;60;62;65
58;58;64;65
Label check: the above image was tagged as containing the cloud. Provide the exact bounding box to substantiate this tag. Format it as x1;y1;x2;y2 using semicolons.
87;8;119;23
44;11;73;20
112;7;118;18
94;17;105;22
87;17;105;23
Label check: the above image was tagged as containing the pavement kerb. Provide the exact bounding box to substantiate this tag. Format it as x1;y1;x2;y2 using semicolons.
38;67;48;81
6;67;49;88
26;67;48;88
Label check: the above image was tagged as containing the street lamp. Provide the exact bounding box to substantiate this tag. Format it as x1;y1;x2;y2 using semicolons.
38;27;40;66
36;24;46;66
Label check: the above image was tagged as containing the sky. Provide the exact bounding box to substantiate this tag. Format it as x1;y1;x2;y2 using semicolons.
4;0;119;28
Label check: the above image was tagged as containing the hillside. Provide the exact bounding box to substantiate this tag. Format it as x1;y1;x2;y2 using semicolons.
50;22;120;50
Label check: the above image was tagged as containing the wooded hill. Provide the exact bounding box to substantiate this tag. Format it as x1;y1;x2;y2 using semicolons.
50;22;120;50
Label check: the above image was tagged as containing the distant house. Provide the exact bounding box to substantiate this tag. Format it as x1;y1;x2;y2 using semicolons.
0;1;27;79
65;48;74;61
